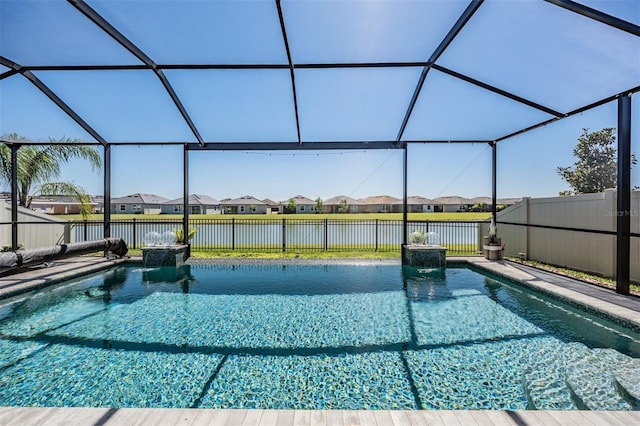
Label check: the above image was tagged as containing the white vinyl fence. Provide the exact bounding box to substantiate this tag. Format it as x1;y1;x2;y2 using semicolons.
483;189;640;281
0;201;72;249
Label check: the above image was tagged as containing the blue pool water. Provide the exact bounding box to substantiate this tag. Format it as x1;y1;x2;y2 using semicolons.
0;263;639;410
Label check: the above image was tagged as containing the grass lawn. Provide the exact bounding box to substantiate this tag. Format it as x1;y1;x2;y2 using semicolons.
62;212;491;221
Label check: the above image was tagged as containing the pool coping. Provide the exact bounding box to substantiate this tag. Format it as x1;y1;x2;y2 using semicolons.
0;406;639;425
0;256;128;301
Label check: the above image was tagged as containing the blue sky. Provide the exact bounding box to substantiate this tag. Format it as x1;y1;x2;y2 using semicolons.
1;0;639;201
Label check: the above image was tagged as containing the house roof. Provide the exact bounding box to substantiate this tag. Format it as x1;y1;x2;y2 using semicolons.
30;195;97;205
392;196;436;205
324;195;366;206
289;195;315;204
111;193;169;204
220;195;266;206
361;195;401;205
262;198;280;206
469;196;493;205
164;194;220;205
433;196;473;205
497;197;522;205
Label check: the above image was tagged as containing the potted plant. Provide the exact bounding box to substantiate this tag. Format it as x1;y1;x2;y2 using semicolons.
173;226;199;245
409;230;426;245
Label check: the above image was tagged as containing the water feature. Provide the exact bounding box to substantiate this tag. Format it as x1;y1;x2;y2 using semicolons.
141;231;187;268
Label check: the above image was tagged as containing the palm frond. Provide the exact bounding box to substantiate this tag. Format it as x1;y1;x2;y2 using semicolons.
36;182;93;219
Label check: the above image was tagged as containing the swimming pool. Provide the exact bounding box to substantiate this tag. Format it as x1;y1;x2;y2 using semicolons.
0;263;638;410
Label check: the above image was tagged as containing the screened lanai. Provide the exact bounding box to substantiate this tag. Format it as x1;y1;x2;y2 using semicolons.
1;0;639;293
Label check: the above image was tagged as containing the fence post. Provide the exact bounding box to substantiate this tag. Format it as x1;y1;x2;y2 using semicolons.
282;218;286;252
324;218;328;251
132;218;137;249
232;218;235;251
375;219;379;251
83;219;88;242
64;222;71;244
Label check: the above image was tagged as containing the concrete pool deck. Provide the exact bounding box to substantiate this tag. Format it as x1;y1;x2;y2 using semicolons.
0;255;639;424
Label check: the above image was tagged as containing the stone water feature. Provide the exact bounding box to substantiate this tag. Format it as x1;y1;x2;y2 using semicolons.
141;231;188;267
402;231;447;268
483;219;504;260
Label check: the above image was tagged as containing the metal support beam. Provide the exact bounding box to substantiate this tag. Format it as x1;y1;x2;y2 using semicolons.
69;0;205;146
545;0;640;37
276;0;302;144
183;145;190;257
396;0;484;143
491;142;497;225
496;85;640;144
0;56;108;147
616;95;631;295
187;141;402;151
402;144;408;246
103;145;111;239
10;144;19;251
432;65;563;117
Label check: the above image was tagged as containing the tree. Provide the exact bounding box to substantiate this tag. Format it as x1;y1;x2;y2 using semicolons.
557;128;635;195
0;134;102;217
337;199;350;213
314;197;323;214
285;198;297;214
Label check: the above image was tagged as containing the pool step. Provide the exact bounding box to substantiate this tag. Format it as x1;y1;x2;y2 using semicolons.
523;342;587;410
595;349;640;406
565;348;633;410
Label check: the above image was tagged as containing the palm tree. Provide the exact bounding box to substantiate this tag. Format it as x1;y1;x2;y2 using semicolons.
0;133;102;217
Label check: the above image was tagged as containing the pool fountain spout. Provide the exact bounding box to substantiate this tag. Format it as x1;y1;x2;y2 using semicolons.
402;230;447;268
483;219;504;260
141;231;188;268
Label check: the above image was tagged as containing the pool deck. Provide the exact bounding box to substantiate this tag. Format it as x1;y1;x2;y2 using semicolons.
0;255;128;300
1;406;639;425
1;256;639;425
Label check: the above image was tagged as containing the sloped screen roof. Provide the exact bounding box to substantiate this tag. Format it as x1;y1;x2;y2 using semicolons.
1;0;639;150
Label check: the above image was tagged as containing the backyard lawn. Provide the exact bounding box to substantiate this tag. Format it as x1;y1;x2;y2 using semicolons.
62;212;491;221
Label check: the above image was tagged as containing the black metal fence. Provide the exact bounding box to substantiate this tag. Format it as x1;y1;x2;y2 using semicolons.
69;218;482;255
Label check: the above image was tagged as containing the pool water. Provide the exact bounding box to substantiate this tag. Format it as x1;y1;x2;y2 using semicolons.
0;264;639;410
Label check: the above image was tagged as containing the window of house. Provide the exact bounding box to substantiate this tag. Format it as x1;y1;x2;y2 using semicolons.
382;204;388;212
300;205;305;212
240;206;245;212
173;205;180;212
119;205;126;211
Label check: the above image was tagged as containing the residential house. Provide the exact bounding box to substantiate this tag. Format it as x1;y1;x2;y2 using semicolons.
497;197;522;207
221;195;268;214
92;195;104;213
433;196;473;212
361;195;401;213
262;198;280;214
468;196;492;212
392;196;441;213
162;194;221;215
323;195;366;213
111;193;169;214
286;195;318;214
30;195;98;215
